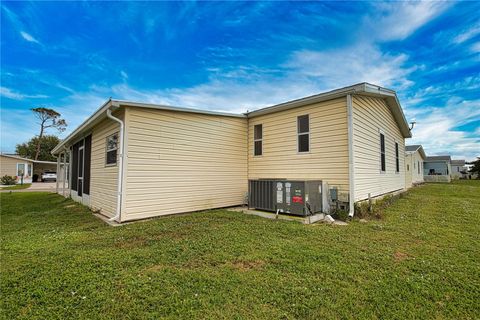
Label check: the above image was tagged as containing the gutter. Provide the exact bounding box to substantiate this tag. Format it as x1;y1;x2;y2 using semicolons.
346;94;355;218
106;107;125;223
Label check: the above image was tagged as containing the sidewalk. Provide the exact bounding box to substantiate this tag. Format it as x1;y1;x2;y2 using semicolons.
0;182;66;193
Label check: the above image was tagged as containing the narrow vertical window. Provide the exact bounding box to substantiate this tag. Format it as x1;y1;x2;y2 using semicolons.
395;142;399;173
380;133;386;172
297;115;309;152
106;133;118;165
418;161;420;174
254;124;263;156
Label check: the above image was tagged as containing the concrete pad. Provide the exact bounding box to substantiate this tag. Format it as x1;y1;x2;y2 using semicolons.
228;206;341;225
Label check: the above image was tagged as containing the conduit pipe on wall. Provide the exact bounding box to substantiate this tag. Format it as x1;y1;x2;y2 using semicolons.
106;108;124;223
346;94;355;217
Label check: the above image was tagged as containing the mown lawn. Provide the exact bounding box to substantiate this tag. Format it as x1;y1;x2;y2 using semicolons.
1;181;479;319
0;183;31;191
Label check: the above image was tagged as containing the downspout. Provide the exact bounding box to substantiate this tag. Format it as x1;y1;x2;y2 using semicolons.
106;108;125;223
347;94;355;217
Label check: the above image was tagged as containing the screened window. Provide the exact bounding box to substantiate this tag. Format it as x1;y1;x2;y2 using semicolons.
254;124;263;156
380;133;386;172
297;115;309;152
106;133;118;165
395;142;399;173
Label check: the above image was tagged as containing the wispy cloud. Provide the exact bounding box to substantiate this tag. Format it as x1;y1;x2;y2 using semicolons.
0;87;48;100
20;31;40;44
453;22;480;44
365;2;453;41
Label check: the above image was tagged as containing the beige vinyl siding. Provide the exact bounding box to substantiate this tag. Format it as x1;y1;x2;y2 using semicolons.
123;107;248;221
408;151;425;185
0;156;20;177
248;97;349;193
405;153;413;188
89;110;124;217
352;95;405;201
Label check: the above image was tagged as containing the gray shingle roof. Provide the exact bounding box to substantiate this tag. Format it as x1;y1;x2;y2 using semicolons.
426;155;451;161
451;160;465;166
405;145;421;152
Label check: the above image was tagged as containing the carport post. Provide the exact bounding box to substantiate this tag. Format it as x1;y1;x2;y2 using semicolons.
55;154;60;194
62;151;67;197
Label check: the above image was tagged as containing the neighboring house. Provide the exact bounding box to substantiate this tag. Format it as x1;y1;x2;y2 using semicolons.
0;154;34;183
424;156;452;182
451;160;467;179
405;145;426;188
52;83;412;223
0;154;58;184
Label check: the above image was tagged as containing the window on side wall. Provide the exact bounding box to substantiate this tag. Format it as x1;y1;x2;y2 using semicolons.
418;161;420;174
395;142;399;173
297;115;309;153
254;124;263;156
380;132;386;172
106;133;119;166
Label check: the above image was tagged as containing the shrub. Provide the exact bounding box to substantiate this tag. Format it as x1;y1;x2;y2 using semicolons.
1;175;17;185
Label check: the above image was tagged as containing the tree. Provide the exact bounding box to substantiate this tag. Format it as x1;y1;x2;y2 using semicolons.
16;135;61;162
468;157;480;179
31;107;67;160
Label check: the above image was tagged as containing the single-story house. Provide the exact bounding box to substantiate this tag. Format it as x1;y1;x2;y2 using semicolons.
451;160;467;179
52;82;412;223
405;145;426;188
424;156;452;182
0;154;57;183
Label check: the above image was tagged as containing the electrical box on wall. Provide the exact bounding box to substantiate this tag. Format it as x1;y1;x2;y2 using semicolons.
249;180;323;216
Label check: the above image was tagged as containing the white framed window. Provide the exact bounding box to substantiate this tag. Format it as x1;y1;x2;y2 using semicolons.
16;163;25;176
379;130;386;172
27;164;32;176
106;133;118;166
297;115;309;153
254;124;263;156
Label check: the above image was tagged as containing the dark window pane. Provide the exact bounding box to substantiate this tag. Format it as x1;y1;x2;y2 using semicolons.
78;149;84;177
380;133;385;152
381;153;386;172
254;141;262;156
254;124;262;140
395;142;399;172
298;134;309;152
298;115;309;133
106;150;117;165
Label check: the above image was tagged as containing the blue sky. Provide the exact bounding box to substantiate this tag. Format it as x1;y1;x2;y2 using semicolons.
1;1;479;160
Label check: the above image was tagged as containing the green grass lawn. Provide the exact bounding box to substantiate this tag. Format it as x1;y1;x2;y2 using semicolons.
1;181;479;319
0;183;31;191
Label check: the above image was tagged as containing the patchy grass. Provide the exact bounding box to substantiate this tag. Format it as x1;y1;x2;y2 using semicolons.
0;183;31;190
1;181;479;319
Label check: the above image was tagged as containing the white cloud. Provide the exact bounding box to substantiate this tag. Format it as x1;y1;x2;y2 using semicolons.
285;44;415;90
20;31;40;44
0;87;47;100
453;23;480;44
365;2;452;41
120;70;128;81
408;98;480;161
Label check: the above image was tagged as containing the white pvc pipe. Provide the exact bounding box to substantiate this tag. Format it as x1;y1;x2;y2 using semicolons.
347;94;355;217
106;108;124;223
